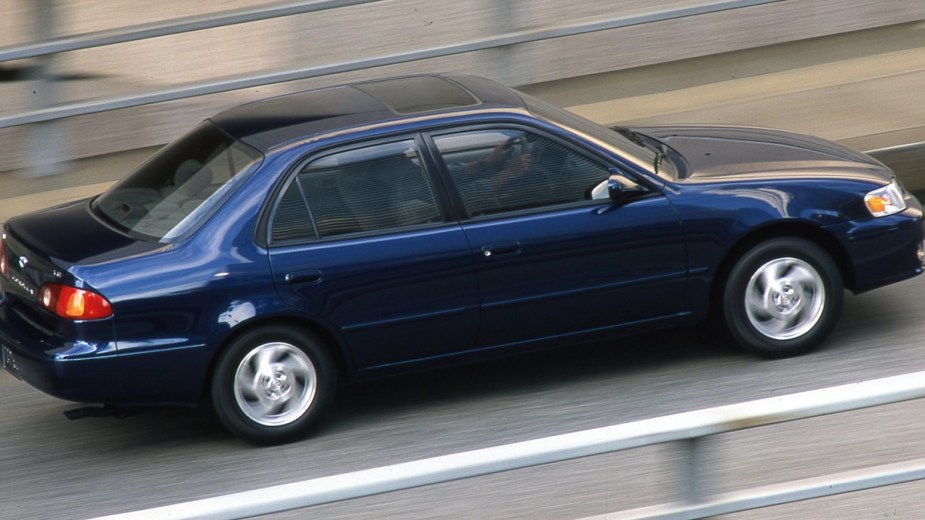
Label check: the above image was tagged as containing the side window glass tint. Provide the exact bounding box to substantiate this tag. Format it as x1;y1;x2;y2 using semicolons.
271;178;316;242
434;129;610;217
300;140;441;238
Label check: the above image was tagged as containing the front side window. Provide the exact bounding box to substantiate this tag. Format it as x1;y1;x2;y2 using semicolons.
92;122;262;241
433;128;610;217
270;139;441;242
520;92;679;180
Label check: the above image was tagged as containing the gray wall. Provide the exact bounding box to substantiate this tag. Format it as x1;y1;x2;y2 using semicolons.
2;0;924;171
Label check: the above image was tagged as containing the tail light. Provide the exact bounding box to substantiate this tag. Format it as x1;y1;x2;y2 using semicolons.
39;283;113;320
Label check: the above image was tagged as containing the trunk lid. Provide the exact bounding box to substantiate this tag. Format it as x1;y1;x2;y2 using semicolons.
2;200;162;318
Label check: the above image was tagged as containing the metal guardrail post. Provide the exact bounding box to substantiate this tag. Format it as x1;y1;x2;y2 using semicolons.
681;437;708;506
27;0;65;177
487;0;524;86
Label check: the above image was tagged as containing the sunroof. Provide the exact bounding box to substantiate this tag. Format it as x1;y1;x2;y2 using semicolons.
355;76;480;114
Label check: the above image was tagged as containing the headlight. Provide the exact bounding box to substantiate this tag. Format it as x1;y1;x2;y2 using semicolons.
864;180;906;217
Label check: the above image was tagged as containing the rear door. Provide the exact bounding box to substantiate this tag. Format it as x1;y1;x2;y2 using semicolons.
430;126;688;347
267;137;479;370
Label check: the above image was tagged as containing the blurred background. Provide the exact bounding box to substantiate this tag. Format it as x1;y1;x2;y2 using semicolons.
2;0;924;175
4;2;925;519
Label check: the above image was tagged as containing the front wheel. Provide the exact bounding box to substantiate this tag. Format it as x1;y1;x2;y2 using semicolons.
211;326;336;445
722;238;843;358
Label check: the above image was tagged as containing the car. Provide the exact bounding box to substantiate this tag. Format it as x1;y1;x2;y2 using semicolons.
1;74;923;444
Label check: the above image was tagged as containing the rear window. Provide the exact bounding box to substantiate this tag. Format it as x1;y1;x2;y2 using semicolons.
92;122;262;241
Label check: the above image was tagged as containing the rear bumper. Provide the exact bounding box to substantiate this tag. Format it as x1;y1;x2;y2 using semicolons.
0;302;119;403
0;300;209;406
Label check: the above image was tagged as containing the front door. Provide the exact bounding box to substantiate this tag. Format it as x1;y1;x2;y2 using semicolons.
431;127;687;348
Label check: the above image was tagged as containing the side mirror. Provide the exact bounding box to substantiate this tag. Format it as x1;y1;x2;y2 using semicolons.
588;170;651;202
606;169;650;203
607;176;625;201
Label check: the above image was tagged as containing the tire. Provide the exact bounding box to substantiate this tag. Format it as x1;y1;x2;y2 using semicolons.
722;237;843;358
211;326;336;445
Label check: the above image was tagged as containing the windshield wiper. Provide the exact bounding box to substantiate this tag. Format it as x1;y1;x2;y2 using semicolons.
653;143;669;174
615;127;671;174
614;127;647;148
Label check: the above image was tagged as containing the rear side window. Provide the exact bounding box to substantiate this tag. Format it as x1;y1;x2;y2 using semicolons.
92;122;262;241
270;139;442;242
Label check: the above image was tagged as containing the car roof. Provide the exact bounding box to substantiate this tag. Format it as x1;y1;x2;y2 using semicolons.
210;74;528;152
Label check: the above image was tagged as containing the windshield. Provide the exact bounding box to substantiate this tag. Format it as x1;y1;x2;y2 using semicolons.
520;93;677;179
92;122;262;242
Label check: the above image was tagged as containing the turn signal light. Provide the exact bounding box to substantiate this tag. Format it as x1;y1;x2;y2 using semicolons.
864;180;906;217
866;195;886;214
39;283;113;320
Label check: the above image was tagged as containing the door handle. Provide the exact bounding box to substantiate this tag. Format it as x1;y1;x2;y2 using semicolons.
481;241;521;258
285;270;322;285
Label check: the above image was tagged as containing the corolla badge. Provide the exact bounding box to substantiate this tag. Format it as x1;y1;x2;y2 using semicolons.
9;274;35;296
18;256;28;270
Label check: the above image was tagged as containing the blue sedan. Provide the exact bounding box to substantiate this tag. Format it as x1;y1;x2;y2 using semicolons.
1;74;923;444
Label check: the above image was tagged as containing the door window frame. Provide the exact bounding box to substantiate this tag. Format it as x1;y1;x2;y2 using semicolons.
264;133;457;246
423;123;648;221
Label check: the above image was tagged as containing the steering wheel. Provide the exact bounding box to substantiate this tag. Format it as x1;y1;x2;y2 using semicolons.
505;134;529;159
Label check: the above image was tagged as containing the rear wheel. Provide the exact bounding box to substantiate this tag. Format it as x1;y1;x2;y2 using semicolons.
211;326;336;445
723;238;843;358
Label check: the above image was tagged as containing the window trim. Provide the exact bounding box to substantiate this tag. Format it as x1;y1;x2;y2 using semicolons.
424;122;636;221
266;172;319;244
264;134;453;247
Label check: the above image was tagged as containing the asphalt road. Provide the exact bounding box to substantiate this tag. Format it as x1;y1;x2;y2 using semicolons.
3;199;925;520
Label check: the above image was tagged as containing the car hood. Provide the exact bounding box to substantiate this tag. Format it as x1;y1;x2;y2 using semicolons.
5;198;164;268
637;125;893;184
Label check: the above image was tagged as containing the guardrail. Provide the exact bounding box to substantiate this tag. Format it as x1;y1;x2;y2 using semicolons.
0;0;783;130
90;371;925;519
0;0;385;63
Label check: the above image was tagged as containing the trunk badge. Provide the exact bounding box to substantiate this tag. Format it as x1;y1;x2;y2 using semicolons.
18;256;28;270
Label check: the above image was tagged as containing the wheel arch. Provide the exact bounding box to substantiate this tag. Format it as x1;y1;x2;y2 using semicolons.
201;314;350;404
709;221;854;314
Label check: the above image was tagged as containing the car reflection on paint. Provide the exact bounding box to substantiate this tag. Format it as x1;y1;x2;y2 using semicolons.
1;74;923;445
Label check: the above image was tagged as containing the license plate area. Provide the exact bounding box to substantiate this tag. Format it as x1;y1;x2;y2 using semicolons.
1;344;20;379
